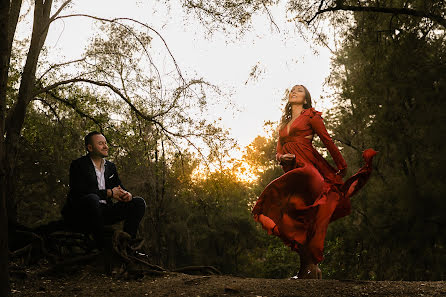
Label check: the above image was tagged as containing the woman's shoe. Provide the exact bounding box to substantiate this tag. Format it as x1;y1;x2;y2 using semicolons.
316;264;322;279
296;264;319;279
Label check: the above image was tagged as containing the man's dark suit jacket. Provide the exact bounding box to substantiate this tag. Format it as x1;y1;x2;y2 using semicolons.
65;153;127;207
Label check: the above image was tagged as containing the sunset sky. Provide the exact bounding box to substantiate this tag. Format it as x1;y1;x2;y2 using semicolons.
24;0;336;158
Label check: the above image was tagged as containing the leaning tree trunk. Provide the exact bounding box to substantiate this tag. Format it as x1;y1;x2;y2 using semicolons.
0;0;54;295
7;0;54;215
5;0;52;223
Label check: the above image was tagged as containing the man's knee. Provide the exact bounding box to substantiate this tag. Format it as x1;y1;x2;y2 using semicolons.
130;196;146;217
132;196;146;209
82;193;101;206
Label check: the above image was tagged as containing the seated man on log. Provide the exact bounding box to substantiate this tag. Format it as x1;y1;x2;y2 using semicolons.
61;131;146;250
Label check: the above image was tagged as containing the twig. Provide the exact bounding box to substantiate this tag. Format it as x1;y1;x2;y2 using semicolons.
262;1;280;33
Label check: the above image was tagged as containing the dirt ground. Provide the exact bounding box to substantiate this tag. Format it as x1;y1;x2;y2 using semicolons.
10;265;446;297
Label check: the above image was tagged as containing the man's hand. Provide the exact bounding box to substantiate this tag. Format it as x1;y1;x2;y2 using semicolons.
117;185;132;202
111;186;126;201
336;168;347;178
109;186;132;202
280;154;296;162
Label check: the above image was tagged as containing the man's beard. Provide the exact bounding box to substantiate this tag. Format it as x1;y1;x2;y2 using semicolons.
92;149;108;157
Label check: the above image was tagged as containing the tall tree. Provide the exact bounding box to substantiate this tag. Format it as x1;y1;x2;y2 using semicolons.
318;6;446;280
0;1;221;294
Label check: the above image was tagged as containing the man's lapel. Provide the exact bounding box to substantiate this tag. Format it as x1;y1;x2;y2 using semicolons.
104;160;112;188
85;154;99;189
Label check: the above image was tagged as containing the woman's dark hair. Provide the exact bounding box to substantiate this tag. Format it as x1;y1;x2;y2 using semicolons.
84;131;102;152
279;84;313;130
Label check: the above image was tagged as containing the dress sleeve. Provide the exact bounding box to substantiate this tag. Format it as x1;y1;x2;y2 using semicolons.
276;137;284;162
309;111;347;171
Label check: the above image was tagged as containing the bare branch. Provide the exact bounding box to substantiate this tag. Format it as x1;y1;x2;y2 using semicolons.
262;1;280;33
53;14;184;85
39;0;72;37
96;20;164;99
37;57;86;81
48;0;71;23
155;79;210;119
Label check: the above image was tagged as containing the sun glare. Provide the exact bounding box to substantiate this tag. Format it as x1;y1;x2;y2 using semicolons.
233;161;258;183
189;157;258;184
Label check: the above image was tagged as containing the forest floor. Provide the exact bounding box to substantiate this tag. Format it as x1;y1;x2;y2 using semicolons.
9;263;446;297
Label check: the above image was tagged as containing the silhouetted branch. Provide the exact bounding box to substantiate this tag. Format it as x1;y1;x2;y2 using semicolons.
53;14;184;84
33;97;63;125
262;1;280;33
34;77;213;167
38;57;86;81
44;91;104;133
306;2;446;27
34;78;154;121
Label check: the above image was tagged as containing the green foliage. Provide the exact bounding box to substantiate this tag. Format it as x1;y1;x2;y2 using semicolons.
261;235;300;278
320;8;446;281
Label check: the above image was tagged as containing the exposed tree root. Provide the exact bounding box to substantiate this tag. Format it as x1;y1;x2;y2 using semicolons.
9;220;222;280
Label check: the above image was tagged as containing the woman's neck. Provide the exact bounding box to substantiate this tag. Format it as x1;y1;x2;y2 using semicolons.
291;104;305;118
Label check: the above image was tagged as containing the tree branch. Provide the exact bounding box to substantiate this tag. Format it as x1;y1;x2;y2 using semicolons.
53;14;184;84
35;77;211;166
307;3;446;27
39;0;72;37
48;0;71;23
33;97;63;125
262;1;280;33
37;57;86;81
44;91;104;132
33;78;154;122
34;76;212;126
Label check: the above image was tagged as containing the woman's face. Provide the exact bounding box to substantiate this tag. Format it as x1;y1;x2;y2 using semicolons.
288;85;306;105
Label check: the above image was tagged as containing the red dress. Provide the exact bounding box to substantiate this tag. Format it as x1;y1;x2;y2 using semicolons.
251;107;377;263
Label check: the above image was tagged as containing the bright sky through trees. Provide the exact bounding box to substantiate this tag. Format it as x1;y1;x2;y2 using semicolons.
19;0;335;160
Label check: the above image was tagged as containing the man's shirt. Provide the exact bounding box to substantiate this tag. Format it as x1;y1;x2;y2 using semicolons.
90;156;107;203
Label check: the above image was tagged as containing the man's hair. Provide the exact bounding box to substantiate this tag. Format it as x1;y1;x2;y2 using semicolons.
84;131;102;153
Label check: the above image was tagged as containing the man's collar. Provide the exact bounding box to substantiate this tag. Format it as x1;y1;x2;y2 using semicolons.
89;154;106;168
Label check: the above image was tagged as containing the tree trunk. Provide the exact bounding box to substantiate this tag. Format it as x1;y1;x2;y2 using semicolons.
0;0;53;295
0;168;8;297
0;156;10;296
5;0;52;221
1;0;13;294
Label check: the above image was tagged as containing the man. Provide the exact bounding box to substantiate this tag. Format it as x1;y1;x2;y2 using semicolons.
61;131;146;249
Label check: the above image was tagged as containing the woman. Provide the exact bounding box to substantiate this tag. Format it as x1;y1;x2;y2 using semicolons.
251;84;377;279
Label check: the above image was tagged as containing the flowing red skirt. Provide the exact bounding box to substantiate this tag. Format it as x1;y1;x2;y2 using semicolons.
251;148;378;263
